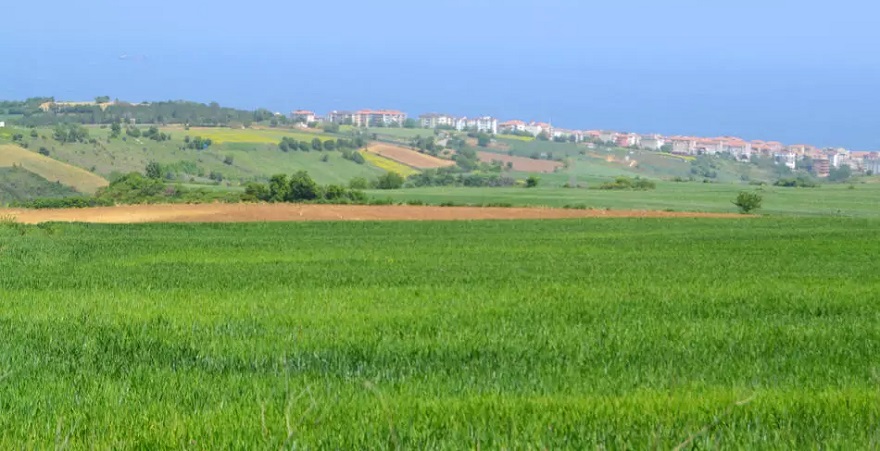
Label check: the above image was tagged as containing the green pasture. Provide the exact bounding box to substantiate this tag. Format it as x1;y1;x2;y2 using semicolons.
368;182;880;217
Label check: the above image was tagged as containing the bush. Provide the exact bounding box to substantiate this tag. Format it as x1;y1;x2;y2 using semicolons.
349;177;369;190
597;176;656;190
11;196;114;209
243;182;270;202
733;191;762;214
145;161;163;179
774;176;818;188
525;176;539;188
288;171;319;201
375;172;405;190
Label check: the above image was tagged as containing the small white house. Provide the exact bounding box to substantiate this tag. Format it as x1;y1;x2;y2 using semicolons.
0;121;5;128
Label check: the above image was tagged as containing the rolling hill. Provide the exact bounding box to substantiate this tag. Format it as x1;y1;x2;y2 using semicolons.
3;126;386;186
0;144;109;193
0;165;79;204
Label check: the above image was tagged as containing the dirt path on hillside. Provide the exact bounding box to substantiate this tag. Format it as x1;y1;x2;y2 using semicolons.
0;204;747;224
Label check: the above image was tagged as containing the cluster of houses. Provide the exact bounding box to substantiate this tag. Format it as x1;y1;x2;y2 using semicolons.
588;132;879;177
292;109;407;128
290;108;879;177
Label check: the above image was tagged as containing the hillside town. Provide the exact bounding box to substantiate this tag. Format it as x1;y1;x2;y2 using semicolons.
290;108;880;177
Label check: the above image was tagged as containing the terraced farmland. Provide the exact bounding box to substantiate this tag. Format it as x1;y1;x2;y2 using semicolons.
0;217;878;448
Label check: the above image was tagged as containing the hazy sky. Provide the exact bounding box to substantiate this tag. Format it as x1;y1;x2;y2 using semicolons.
2;0;878;148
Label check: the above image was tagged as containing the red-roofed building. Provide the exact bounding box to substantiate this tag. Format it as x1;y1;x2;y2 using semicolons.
291;110;316;124
499;120;527;133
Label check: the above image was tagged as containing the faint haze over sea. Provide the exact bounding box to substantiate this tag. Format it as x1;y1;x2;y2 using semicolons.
1;0;878;150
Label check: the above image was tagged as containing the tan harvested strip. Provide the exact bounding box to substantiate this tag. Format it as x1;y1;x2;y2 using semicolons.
1;204;749;224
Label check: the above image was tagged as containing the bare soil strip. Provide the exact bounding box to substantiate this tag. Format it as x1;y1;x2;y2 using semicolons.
1;204;746;224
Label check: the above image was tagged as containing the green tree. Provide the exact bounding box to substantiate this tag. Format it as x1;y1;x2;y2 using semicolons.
244;182;270;202
311;138;323;151
323;140;336;151
477;133;491;147
375;172;405;189
287;171;319;201
268;174;289;202
145;161;163;179
453;147;480;171
110;121;122;138
349;177;369;190
733;191;762;214
828;164;852;182
525;175;539;188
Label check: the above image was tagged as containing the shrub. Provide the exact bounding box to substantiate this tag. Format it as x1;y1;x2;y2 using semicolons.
287;171;319;201
525;176;539;188
349;177;369;190
597;176;656;190
375;172;405;190
733;191;762;214
774;177;818;188
145;161;163;179
243;182;270;202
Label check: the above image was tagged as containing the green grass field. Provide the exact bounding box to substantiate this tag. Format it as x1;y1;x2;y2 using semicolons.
357;127;435;140
368;182;880;217
1;218;878;448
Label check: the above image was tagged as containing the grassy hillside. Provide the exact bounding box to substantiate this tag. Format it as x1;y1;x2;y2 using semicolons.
0;218;877;447
0;144;108;193
3;126;385;186
368;181;880;217
163;126;326;144
0;166;79;204
481;139;781;183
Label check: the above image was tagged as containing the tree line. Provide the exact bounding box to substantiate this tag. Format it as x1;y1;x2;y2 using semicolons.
243;172;367;203
278;136;365;152
7;99;280;128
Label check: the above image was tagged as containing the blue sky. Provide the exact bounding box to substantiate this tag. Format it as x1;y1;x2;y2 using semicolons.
2;0;878;148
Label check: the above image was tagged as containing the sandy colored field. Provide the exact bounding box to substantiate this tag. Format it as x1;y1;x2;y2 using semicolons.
365;143;455;169
2;203;748;224
477;151;563;173
0;144;109;194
